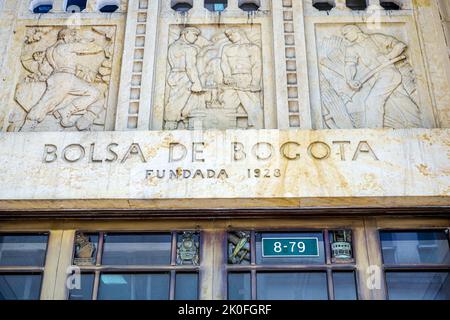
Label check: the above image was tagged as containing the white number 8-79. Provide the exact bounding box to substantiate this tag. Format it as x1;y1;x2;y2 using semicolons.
273;241;306;253
291;241;305;253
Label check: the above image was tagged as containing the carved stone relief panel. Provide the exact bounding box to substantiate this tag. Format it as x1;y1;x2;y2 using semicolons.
317;24;424;129
163;25;264;130
9;26;116;132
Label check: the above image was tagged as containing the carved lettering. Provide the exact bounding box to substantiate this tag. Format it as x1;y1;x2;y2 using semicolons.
169;143;187;162
232;142;246;161
105;143;119;163
280;142;301;160
63;144;85;163
352;141;379;161
192;143;205;162
308;141;331;160
89;143;102;163
43;144;58;163
333;141;351;161
252;142;274;161
121;143;146;163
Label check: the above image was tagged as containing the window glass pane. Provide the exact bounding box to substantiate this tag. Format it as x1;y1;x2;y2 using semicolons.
102;233;171;265
175;273;198;300
68;273;94;300
98;273;170;300
333;272;357;300
256;232;325;265
228;273;251;300
386;272;450;300
0;274;42;300
380;231;450;265
256;272;328;300
0;234;48;266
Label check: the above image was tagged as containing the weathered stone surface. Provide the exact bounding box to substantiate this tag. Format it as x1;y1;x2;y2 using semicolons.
0;128;448;200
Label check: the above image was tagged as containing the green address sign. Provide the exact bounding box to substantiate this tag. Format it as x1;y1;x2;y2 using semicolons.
262;237;319;257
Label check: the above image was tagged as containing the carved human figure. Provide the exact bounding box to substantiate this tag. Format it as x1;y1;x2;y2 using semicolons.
164;27;203;130
21;28;104;131
220;28;263;128
342;25;420;128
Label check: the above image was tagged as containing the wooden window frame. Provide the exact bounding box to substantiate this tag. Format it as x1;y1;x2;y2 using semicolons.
225;229;358;300
69;231;200;300
0;214;448;300
377;227;450;300
0;231;51;300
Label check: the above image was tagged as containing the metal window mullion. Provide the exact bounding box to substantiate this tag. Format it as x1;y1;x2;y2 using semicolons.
169;270;176;300
251;231;257;300
326;269;335;300
324;230;332;265
92;232;105;300
170;232;178;300
251;269;257;300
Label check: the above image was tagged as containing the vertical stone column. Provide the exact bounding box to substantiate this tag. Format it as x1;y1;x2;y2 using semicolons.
367;0;383;10
272;0;311;129
227;0;239;11
53;0;66;12
412;0;450;127
87;0;97;12
115;0;160;130
0;0;19;131
271;0;290;128
334;0;350;11
192;0;203;11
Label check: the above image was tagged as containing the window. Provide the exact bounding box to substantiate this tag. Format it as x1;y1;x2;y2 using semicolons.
380;230;450;300
30;0;53;13
380;1;401;10
238;0;260;12
97;0;119;12
227;230;357;300
312;1;334;11
0;233;48;300
204;0;227;12
68;232;200;300
346;0;367;10
66;0;87;12
171;0;193;13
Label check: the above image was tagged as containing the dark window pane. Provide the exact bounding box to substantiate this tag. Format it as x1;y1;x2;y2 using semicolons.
380;231;450;265
256;232;325;265
175;273;198;300
386;272;450;300
102;233;172;265
333;272;357;300
228;273;251;300
98;273;170;300
66;0;87;12
0;274;42;300
257;272;328;300
205;0;228;11
0;234;48;266
68;273;94;300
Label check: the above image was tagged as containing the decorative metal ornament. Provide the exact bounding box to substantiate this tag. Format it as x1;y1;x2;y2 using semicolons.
331;230;353;261
228;231;251;264
74;233;96;266
176;232;200;265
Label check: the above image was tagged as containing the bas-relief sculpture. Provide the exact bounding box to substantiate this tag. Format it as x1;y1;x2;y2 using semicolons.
319;25;422;129
10;26;115;132
164;26;263;130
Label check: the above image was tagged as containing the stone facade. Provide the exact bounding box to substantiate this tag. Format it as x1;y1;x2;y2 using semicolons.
0;0;449;210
